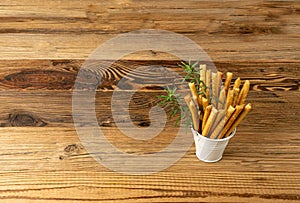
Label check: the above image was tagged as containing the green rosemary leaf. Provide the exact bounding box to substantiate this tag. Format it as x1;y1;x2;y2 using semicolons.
157;59;205;133
175;116;181;127
157;95;168;99
172;108;179;117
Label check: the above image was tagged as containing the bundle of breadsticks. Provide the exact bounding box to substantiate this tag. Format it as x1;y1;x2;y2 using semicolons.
184;64;251;139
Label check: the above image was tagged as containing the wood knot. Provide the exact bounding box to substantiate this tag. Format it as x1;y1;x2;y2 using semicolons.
64;144;84;154
141;86;164;90
9;112;47;127
138;121;150;127
74;69;101;90
0;69;76;90
51;60;73;66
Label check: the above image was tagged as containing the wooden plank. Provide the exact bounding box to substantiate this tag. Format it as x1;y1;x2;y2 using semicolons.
0;60;299;90
0;0;298;34
0;34;299;60
0;60;298;132
0;127;299;172
0;1;298;60
0;170;299;202
0;89;298;131
0;127;299;202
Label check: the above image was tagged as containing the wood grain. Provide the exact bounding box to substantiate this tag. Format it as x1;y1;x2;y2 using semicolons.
0;60;298;202
0;0;299;202
0;60;298;132
1;0;299;34
0;34;299;61
0;127;300;202
0;127;299;202
0;60;299;91
0;0;299;60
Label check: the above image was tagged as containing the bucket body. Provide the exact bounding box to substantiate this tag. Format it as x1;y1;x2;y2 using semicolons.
191;128;236;162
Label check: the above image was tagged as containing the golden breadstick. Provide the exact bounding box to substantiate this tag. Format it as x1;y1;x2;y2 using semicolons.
211;72;218;107
224;103;252;137
225;89;234;110
200;64;206;80
233;77;241;89
188;82;198;98
202;107;218;137
238;80;250;105
200;64;206;92
218;87;226;109
224;72;233;94
219;105;244;139
206;88;210;102
206;69;211;89
197;95;203;108
188;100;200;132
226;105;235;122
209;109;225;137
184;94;192;105
232;87;240;107
198;95;205;120
217;71;223;97
202;97;208;111
210;117;226;139
202;105;212;132
188;83;199;108
198;110;202;119
193;95;199;108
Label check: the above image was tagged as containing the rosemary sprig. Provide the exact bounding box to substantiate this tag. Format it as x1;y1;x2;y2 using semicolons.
157;86;186;127
157;60;222;129
179;60;207;96
179;60;200;87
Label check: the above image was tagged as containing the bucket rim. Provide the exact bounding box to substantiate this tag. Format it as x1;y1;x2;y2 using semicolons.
191;127;236;142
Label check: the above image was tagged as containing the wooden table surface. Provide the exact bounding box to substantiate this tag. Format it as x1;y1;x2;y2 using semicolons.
0;0;299;202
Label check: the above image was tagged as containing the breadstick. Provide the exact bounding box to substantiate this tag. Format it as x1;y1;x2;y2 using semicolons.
212;72;218;107
198;110;202;121
224;103;252;137
238;80;250;105
206;69;211;91
209;109;225;137
184;94;192;105
188;82;199;108
188;82;198;99
224;72;233;94
202;105;212;132
200;64;206;92
233;77;241;89
225;89;234;110
232;87;240;107
219;105;244;139
206;69;211;101
197;95;203;108
217;71;223;97
188;100;200;132
210;117;226;139
226;105;235;122
206;88;210;103
193;95;199;108
218;87;226;109
202;107;218;137
202;97;208;111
